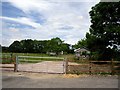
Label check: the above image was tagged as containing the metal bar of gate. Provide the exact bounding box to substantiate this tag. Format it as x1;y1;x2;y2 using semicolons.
17;56;65;73
18;56;64;60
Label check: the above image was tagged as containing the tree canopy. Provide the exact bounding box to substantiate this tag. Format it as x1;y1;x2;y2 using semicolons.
8;37;71;54
73;39;87;49
86;2;120;60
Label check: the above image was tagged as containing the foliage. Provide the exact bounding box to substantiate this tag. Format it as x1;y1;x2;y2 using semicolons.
86;2;120;60
2;46;9;52
7;37;71;54
73;39;87;49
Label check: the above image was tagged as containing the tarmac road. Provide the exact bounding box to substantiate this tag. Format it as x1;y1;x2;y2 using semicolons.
2;71;119;88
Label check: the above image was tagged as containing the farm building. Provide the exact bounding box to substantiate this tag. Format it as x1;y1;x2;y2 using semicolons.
46;51;64;56
74;48;90;60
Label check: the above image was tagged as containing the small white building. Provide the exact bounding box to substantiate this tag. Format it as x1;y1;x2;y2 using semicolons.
46;51;64;56
74;48;90;60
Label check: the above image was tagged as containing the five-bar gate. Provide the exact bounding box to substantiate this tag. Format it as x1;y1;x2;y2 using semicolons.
15;56;66;74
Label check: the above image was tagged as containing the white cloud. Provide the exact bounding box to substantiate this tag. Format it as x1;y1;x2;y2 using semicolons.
3;0;100;3
2;0;100;46
2;25;23;46
0;18;2;45
6;0;53;13
0;16;42;28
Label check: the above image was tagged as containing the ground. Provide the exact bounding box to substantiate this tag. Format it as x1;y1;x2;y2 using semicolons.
2;71;119;88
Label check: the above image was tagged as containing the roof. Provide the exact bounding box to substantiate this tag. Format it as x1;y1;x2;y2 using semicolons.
74;48;90;52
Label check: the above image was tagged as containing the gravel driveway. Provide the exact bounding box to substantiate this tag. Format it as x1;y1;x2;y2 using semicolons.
2;71;119;88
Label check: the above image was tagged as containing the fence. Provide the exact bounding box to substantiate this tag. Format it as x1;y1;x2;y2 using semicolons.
1;53;16;71
1;54;120;75
67;59;120;75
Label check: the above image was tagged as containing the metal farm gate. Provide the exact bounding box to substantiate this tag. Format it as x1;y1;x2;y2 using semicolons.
16;56;66;74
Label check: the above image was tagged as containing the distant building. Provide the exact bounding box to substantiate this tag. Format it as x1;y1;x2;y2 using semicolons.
74;48;90;60
46;52;57;56
46;51;64;56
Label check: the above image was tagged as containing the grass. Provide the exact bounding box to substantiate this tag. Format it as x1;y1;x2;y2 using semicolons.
18;57;64;64
2;53;70;64
19;60;43;63
1;53;15;64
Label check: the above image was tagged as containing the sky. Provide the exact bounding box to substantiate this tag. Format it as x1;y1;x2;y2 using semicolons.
1;0;100;47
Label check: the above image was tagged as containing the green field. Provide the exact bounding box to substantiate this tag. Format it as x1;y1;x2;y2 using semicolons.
1;53;90;64
1;53;75;64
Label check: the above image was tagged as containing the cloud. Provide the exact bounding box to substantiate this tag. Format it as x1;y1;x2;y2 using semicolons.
0;16;42;28
0;19;2;45
1;0;100;46
6;0;53;13
2;22;23;46
3;0;100;3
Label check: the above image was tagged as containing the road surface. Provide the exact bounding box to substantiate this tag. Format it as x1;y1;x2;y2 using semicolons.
2;71;119;88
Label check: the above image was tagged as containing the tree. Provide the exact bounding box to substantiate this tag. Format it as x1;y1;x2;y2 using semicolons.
46;37;64;53
86;2;120;60
73;39;87;49
2;46;9;52
21;39;34;53
33;40;44;53
8;37;71;54
61;43;70;53
9;41;22;52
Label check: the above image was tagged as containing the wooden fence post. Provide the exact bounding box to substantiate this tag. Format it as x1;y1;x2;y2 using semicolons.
14;56;18;72
65;59;68;74
111;59;114;75
89;60;92;75
13;57;15;72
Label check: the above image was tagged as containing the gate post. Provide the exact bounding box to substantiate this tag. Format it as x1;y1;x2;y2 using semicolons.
65;59;68;74
14;56;18;72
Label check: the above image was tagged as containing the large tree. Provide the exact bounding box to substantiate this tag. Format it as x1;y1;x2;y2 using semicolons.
73;39;87;49
9;41;22;52
86;2;120;60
